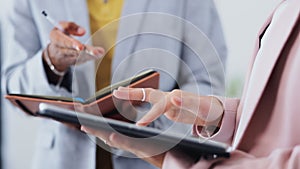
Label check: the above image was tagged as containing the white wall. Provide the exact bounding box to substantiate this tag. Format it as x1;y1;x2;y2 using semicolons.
0;0;281;169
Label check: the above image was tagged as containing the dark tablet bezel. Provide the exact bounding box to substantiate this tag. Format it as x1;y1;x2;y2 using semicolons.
38;103;230;159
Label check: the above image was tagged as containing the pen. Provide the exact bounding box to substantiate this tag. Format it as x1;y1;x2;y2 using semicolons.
42;11;64;32
41;10;95;55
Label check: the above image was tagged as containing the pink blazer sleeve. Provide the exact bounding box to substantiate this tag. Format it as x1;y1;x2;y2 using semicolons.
194;147;300;169
162;145;300;169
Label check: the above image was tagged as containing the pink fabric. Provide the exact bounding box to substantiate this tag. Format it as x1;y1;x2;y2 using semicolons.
162;0;300;168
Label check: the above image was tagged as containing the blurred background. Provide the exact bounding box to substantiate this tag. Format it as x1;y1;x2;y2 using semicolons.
0;0;281;168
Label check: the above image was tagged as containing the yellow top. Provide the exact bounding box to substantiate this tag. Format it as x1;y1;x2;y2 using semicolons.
87;0;124;90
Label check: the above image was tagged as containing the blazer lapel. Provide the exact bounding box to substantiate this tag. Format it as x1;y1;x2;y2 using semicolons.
113;0;149;70
233;0;300;149
233;12;274;133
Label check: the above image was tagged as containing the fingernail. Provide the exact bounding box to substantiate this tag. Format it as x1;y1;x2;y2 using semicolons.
86;50;94;56
136;123;143;127
77;27;85;34
81;126;87;132
136;121;147;127
74;45;80;51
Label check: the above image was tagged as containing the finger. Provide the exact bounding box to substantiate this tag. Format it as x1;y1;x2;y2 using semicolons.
113;87;164;103
163;108;181;122
84;45;105;59
81;126;97;135
109;133;165;167
81;126;112;144
113;87;146;101
54;45;79;57
108;133;157;158
74;46;105;64
108;133;153;157
108;133;135;150
81;127;132;150
50;29;84;51
59;21;86;36
136;98;168;126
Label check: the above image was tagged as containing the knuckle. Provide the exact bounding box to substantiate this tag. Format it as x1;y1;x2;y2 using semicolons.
170;89;181;96
145;88;155;95
58;21;67;25
69;22;76;26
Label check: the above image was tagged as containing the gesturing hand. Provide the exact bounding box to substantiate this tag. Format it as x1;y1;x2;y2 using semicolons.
44;21;105;72
113;87;224;127
81;126;166;168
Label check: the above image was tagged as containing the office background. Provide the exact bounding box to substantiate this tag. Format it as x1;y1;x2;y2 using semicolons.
0;0;281;168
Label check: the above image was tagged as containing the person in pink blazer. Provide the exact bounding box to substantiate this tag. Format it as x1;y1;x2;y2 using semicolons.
82;0;300;168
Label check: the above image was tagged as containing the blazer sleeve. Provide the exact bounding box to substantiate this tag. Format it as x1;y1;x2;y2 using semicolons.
162;146;300;169
2;0;71;96
178;0;227;96
211;147;300;169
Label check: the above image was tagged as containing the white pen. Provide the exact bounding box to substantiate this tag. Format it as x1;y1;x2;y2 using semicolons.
42;10;64;32
41;10;95;55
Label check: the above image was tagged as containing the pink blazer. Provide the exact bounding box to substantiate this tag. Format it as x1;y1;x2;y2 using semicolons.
162;0;300;168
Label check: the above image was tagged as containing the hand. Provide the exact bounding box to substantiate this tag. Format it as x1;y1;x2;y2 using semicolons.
81;126;166;168
45;21;105;72
113;87;224;127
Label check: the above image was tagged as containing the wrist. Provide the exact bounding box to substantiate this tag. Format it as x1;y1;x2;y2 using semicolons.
200;96;224;126
210;96;224;127
43;45;68;74
42;46;67;86
42;56;63;85
196;96;224;137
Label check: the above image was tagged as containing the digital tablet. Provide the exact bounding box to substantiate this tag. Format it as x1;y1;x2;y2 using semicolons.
38;103;230;159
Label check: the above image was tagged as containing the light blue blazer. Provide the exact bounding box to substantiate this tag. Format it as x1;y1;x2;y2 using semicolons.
2;0;227;169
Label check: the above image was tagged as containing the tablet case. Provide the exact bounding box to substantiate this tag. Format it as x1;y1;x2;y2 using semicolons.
5;69;159;122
